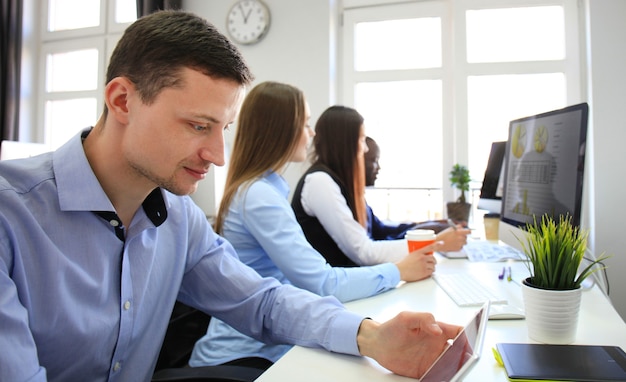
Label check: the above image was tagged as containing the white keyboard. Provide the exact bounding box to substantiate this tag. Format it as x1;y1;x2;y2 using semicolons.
433;273;508;307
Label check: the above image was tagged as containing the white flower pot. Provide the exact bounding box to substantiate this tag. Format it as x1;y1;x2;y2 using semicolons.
521;278;582;344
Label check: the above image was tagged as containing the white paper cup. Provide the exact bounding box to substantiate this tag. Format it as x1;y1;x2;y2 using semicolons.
405;229;436;254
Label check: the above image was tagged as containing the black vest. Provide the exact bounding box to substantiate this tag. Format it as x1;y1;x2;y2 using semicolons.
291;165;359;267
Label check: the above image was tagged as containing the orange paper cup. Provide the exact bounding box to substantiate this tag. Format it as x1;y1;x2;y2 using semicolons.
405;229;436;254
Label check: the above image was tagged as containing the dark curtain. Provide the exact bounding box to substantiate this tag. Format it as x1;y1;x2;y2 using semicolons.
0;0;23;144
137;0;182;17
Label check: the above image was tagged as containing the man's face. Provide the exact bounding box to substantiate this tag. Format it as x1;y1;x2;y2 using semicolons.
122;67;245;196
364;140;380;187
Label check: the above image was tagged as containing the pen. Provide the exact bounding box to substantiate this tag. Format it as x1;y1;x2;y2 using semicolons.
447;218;458;231
507;266;512;282
498;266;505;280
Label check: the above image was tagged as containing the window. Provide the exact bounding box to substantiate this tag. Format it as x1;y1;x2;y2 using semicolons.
39;0;136;149
342;0;582;223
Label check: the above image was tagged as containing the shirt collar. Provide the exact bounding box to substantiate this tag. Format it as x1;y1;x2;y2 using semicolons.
53;128;167;227
263;170;289;198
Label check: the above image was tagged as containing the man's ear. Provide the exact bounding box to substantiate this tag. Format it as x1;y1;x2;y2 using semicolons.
104;77;134;125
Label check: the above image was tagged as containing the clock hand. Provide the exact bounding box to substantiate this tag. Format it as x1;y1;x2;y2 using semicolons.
238;3;253;24
243;8;253;23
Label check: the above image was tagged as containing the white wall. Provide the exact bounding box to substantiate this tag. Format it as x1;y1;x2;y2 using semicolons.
185;0;626;321
585;0;626;320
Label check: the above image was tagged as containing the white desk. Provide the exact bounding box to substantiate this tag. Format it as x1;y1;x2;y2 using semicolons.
256;255;626;381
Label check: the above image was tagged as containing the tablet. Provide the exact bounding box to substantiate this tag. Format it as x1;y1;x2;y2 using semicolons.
420;301;490;382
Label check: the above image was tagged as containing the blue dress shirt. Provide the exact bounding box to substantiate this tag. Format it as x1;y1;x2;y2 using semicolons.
0;131;364;382
189;171;400;366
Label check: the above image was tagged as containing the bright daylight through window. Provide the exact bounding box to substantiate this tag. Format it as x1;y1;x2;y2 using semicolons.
343;0;580;224
41;0;137;150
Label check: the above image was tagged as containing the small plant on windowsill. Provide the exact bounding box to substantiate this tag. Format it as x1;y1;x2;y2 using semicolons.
446;164;471;224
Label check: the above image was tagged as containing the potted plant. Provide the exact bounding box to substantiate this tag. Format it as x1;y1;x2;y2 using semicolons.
517;213;610;344
447;164;471;223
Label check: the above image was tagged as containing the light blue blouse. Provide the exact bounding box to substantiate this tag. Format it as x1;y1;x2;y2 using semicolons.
189;171;400;366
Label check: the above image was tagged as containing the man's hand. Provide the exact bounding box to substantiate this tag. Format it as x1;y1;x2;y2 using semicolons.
356;312;463;379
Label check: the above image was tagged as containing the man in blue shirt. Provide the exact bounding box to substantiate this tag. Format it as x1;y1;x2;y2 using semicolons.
364;136;468;241
0;11;461;382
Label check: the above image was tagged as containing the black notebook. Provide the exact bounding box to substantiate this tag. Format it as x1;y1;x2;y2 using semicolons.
495;343;626;381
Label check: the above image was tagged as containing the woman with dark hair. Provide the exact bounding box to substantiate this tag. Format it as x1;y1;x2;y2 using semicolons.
190;83;441;369
292;106;468;267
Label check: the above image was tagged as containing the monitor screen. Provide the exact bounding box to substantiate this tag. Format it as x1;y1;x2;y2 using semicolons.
477;141;507;214
500;103;588;230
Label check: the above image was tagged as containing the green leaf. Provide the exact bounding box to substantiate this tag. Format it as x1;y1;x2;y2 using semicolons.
516;213;610;290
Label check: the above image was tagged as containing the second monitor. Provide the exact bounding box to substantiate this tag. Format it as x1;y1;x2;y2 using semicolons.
477;141;507;214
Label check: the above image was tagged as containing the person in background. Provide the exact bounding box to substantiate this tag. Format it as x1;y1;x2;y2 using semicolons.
189;81;441;369
364;136;455;240
292;106;469;267
0;11;462;382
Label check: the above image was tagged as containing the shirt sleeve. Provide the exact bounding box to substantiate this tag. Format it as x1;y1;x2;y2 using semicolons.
0;261;47;382
368;205;418;240
300;172;408;265
239;181;400;302
177;235;364;356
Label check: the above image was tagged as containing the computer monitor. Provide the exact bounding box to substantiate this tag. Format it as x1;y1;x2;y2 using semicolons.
498;103;589;250
477;141;507;214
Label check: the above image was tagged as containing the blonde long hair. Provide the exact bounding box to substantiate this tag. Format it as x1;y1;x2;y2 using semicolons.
214;81;307;233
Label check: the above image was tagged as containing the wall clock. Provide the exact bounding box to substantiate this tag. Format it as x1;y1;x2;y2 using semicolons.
226;0;271;45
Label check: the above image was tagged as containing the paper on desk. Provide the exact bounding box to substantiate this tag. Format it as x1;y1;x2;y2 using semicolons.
438;249;468;259
441;241;526;262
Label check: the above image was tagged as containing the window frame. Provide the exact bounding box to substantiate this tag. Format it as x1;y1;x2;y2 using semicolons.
36;0;134;149
341;0;584;221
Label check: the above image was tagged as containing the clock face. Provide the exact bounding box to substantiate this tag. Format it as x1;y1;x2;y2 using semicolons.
227;0;271;45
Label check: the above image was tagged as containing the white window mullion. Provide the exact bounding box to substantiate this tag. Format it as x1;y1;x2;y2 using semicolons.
449;0;468;204
563;0;584;101
351;68;445;82
466;61;569;76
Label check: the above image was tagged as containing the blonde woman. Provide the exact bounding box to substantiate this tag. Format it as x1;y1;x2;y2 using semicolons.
190;82;442;369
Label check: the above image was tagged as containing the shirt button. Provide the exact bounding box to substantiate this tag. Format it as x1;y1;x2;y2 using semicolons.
124;300;131;310
113;361;121;371
110;220;119;227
